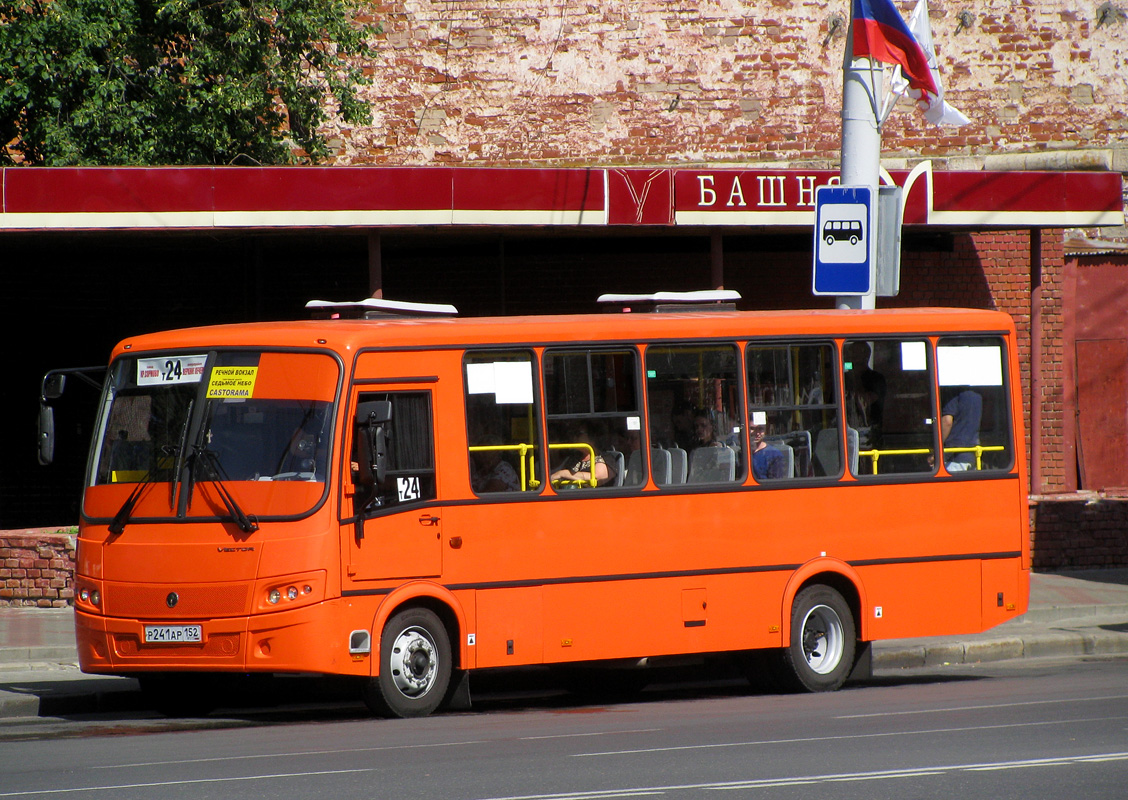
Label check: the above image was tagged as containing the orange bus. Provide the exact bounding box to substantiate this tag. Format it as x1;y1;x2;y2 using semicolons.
43;295;1029;717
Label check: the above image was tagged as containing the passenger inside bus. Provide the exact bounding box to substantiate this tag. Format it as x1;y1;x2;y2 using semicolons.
691;410;724;449
750;422;787;480
941;387;983;472
550;423;618;488
844;340;886;450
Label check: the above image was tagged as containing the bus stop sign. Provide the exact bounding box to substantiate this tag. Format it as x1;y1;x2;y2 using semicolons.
812;185;875;296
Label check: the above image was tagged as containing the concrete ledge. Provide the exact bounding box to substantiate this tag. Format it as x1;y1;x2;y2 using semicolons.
875;627;1128;670
0;647;78;667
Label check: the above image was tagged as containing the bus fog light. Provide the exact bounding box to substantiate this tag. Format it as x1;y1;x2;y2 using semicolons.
90;590;100;607
268;589;281;605
79;588;89;602
303;585;312;595
286;586;298;600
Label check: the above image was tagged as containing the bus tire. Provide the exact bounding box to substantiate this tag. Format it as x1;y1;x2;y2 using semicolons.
363;607;452;718
778;585;855;692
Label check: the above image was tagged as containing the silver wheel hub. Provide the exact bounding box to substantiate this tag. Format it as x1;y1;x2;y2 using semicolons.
389;626;438;697
800;603;845;675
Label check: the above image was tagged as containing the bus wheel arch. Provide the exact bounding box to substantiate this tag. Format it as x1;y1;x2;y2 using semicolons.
363;586;465;718
777;565;865;692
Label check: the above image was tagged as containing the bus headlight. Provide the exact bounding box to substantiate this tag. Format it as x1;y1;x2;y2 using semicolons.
256;572;325;613
77;584;101;609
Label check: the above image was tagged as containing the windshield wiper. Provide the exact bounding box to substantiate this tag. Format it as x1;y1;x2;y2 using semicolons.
107;445;176;535
169;398;194;512
191;445;259;533
108;471;155;535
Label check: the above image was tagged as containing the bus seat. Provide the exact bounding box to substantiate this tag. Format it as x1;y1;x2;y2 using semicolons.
650;447;672;485
667;446;688;484
603;449;625;487
625;449;644;486
789;429;812;477
765;438;795;479
687;445;736;483
813;427;840;476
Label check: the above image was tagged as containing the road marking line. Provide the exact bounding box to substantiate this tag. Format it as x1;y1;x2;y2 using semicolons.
836;692;1128;719
0;768;376;797
572;715;1128;757
467;752;1128;799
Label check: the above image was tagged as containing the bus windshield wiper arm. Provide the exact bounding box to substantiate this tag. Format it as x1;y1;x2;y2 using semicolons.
108;471;155;535
169;399;194;512
192;446;259;533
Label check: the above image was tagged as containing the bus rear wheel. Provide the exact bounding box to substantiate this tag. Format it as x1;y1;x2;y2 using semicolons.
363;607;452;718
778;585;855;692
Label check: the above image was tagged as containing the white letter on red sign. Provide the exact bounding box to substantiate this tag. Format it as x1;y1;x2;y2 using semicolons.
697;175;716;207
726;177;747;207
796;175;817;207
757;176;786;207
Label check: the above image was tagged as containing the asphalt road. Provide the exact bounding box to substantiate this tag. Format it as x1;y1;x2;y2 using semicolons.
2;656;1127;799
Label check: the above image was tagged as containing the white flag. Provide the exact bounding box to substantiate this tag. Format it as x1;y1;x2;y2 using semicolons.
886;0;970;127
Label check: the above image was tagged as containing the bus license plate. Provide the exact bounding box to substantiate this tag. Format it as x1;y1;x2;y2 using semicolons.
144;625;202;644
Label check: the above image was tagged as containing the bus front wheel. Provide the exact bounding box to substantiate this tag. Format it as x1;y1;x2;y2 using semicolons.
363;607;452;718
778;585;856;692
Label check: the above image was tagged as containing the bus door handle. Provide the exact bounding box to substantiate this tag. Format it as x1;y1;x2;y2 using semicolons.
418;514;440;526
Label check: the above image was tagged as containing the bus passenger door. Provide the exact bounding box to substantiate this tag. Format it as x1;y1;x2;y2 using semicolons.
347;388;442;581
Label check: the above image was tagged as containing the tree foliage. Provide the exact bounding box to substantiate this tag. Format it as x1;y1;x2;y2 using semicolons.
0;0;376;165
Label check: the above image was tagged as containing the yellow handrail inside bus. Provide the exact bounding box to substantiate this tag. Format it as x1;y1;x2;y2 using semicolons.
857;444;1006;474
468;443;535;491
548;441;598;489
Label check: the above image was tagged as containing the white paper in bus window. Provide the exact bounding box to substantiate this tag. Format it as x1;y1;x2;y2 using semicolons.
466;363;496;395
493;361;534;404
938;346;1003;386
626;415;641;431
901;341;927;371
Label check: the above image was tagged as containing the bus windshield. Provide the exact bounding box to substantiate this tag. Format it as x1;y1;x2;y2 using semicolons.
86;351;338;521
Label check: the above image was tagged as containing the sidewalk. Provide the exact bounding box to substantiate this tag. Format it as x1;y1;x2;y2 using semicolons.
2;569;1128;721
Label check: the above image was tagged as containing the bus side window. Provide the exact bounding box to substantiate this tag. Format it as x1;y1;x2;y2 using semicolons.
936;337;1014;474
544;349;642;489
464;350;542;494
845;338;935;476
747;342;838;480
646;343;743;485
354;391;436;511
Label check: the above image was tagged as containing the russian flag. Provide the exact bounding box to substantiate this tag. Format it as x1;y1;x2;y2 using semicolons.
852;0;939;97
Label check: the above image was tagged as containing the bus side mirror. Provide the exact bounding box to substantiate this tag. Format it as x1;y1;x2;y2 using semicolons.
42;373;66;401
38;404;56;466
353;401;392;538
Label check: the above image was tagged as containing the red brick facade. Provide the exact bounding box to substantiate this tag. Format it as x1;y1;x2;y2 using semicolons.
329;1;1128;167
0;530;76;608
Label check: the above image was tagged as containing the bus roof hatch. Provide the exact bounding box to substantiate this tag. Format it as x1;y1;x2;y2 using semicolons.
596;290;741;313
306;298;459;320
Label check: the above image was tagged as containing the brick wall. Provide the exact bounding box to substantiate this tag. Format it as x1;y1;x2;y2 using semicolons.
1031;496;1128;569
328;1;1128;167
0;529;76;608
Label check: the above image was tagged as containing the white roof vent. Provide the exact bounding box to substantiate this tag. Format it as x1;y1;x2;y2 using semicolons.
597;290;741;312
306;298;459;319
